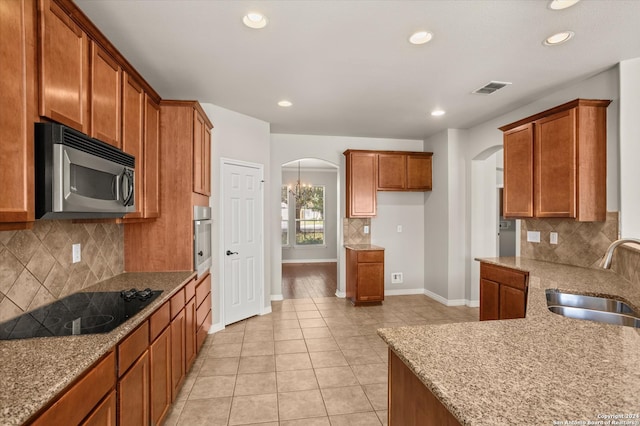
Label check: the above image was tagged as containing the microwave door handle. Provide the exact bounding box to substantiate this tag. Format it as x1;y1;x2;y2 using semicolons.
120;169;134;206
112;174;121;201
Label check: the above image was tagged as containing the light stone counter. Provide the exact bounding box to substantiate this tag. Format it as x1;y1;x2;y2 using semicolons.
378;257;640;426
344;244;385;251
0;271;196;426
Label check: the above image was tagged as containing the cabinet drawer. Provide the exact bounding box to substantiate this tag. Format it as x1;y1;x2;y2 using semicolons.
197;293;211;328
118;322;149;376
196;310;212;351
480;263;527;290
185;278;196;302
32;352;116;426
196;274;211;307
149;301;170;341
170;288;185;319
357;250;384;263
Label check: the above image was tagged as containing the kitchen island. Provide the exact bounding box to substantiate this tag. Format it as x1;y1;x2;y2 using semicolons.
0;271;196;426
378;257;640;425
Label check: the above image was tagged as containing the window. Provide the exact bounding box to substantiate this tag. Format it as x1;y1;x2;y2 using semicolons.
281;185;325;246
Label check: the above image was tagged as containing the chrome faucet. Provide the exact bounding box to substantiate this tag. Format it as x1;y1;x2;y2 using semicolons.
599;238;640;269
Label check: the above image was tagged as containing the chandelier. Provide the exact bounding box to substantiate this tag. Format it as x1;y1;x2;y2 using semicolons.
288;161;313;204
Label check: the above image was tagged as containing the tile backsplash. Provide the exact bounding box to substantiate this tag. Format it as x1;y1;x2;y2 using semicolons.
611;244;640;289
0;221;123;322
520;212;619;269
343;218;371;245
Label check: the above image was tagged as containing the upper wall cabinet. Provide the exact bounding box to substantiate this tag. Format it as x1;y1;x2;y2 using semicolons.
122;72;145;219
500;99;610;222
90;41;121;148
144;95;161;219
38;0;89;133
344;149;433;218
193;110;212;196
0;0;38;229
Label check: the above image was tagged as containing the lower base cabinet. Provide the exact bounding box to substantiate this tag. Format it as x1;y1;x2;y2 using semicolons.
346;248;385;305
118;350;150;426
150;326;172;425
82;391;116;426
388;349;461;426
479;262;528;321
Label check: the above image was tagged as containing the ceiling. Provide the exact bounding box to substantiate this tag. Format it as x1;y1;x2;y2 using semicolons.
75;0;640;140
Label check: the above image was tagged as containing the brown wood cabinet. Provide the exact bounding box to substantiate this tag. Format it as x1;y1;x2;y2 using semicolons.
479;262;528;321
144;95;161;218
345;150;378;217
0;0;38;229
31;352;116;426
184;293;198;371
388;349;461;426
195;273;212;353
38;0;89;133
125;101;212;272
193;108;212;196
122;72;145;219
150;326;171;425
346;248;384;305
81;391;116;426
90;41;121;148
378;152;433;191
500;99;610;221
118;350;150;426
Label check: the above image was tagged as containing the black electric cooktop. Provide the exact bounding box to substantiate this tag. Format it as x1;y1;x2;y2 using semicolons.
0;288;162;340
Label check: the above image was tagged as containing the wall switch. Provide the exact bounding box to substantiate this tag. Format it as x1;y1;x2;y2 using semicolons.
391;272;403;284
550;232;558;245
363;225;369;234
526;231;540;243
72;244;81;263
397;225;402;233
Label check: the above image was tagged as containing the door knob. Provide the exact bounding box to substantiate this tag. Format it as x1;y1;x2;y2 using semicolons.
226;250;238;256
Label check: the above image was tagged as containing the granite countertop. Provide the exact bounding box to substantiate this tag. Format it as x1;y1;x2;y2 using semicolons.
0;270;196;426
344;244;385;251
378;257;640;426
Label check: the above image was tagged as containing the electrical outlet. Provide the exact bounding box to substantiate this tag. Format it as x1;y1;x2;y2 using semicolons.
72;244;81;263
391;272;403;284
527;231;540;243
363;225;369;234
550;232;558;245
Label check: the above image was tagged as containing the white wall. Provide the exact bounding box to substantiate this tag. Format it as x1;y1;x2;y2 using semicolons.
270;134;423;299
282;169;338;262
619;58;640;238
201;103;271;330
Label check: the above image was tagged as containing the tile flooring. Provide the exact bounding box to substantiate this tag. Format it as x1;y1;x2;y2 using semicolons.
165;295;479;425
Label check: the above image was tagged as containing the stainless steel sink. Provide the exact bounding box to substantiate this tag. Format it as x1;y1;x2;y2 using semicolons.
545;289;640;328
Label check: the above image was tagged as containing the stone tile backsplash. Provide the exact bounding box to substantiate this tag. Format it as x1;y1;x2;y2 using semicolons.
611;244;640;289
343;218;371;245
0;221;123;322
520;212;619;269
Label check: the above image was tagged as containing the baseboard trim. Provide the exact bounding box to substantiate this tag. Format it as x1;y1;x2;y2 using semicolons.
209;322;224;334
282;259;338;264
467;300;480;308
260;305;273;315
384;288;425;296
271;294;284;301
335;290;346;298
423;289;480;307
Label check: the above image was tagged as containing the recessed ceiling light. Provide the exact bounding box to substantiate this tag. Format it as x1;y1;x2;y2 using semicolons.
278;100;292;107
243;12;268;29
430;109;445;117
544;31;574;46
409;31;433;45
548;0;581;10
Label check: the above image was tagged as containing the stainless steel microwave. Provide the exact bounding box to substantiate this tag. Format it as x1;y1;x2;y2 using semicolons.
35;123;135;219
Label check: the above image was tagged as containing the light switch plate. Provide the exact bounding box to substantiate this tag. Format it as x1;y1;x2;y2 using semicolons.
550;232;558;245
72;244;81;263
363;225;369;234
527;231;540;243
397;225;402;233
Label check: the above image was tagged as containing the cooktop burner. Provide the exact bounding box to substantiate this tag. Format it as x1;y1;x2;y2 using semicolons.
0;288;162;340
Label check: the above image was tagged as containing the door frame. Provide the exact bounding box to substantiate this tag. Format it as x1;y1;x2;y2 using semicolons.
219;157;266;328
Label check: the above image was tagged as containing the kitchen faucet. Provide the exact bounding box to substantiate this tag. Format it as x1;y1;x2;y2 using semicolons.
599;238;640;269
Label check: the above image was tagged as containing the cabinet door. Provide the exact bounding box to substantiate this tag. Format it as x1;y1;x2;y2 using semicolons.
118;350;150;426
81;391;116;426
346;152;377;217
356;263;384;302
0;0;36;225
90;41;121;148
479;279;500;321
39;0;88;132
407;154;432;190
193;110;205;194
150;327;171;426
503;124;534;218
185;297;197;371
377;153;406;190
499;285;526;320
535;109;576;218
203;126;212;196
144;95;161;218
122;72;144;219
171;308;186;400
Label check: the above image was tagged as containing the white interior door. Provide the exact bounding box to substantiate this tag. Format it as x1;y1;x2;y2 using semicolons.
222;161;263;325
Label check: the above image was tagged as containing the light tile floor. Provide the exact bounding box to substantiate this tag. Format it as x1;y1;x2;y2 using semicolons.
165;295;479;426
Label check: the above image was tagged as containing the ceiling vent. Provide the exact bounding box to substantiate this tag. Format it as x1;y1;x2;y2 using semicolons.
472;81;512;95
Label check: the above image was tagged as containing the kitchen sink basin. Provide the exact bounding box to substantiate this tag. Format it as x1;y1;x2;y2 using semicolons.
545;289;640;328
